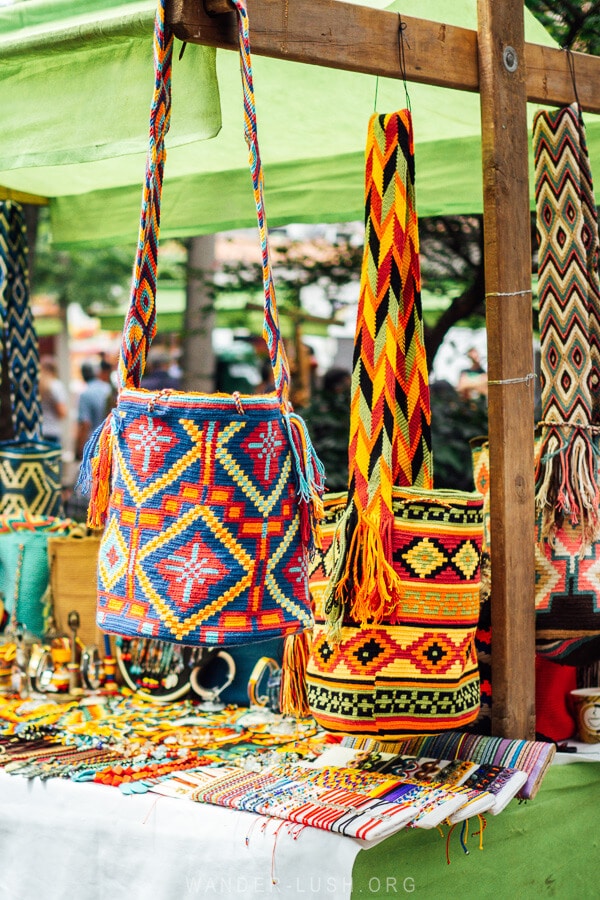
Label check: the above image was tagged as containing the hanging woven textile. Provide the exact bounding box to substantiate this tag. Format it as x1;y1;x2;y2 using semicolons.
533;103;600;666
325;110;434;633
0;201;43;442
0;201;63;517
80;0;324;647
534;103;600;545
302;111;484;738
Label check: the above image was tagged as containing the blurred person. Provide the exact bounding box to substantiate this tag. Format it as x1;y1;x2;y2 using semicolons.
457;347;488;401
141;347;181;391
39;355;68;444
76;359;113;459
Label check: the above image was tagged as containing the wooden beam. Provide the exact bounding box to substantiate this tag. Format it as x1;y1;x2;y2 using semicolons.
171;0;479;89
477;0;536;739
168;0;600;114
0;186;49;206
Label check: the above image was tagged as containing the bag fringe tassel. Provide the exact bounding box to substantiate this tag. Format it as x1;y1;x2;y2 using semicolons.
279;630;313;717
535;426;600;548
283;411;325;552
324;502;401;634
77;414;115;529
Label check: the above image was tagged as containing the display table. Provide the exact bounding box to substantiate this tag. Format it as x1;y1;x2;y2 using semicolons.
1;756;599;899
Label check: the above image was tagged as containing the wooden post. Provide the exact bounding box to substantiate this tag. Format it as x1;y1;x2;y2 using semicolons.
182;234;216;393
477;0;536;738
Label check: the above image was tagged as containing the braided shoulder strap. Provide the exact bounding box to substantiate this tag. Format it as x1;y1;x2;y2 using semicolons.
83;0;324;531
117;0;291;406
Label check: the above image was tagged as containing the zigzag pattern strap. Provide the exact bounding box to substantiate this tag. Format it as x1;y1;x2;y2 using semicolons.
233;0;290;405
348;110;432;499
118;0;172;391
0;200;42;440
533;103;600;545
329;110;432;627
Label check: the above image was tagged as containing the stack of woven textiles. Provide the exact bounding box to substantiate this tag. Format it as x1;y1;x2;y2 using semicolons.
171;744;531;840
185;762;476;841
310;744;527;819
340;731;556;800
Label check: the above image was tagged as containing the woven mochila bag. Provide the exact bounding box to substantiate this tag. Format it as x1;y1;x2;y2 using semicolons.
79;0;324;647
532;103;600;667
302;110;484;738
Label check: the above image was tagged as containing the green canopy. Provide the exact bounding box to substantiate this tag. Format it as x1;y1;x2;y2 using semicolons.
0;0;598;247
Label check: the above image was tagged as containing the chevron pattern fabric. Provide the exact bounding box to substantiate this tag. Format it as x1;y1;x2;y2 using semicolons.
327;111;433;629
349;111;432;499
0;201;42;440
533;103;600;546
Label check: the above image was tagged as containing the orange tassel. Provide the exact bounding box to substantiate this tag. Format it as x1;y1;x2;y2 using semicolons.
86;417;115;528
334;513;401;625
279;630;312;717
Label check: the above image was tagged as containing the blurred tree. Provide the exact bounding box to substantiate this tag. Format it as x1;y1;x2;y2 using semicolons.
28;207;185;313
525;0;600;53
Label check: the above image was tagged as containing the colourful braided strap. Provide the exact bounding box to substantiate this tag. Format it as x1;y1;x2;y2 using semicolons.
534;103;600;547
81;0;323;534
117;0;172;393
233;0;291;407
114;0;290;404
326;110;433;629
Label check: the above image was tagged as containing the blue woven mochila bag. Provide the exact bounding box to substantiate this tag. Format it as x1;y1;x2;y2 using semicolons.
79;0;324;647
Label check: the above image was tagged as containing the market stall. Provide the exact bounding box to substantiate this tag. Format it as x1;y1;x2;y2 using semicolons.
2;0;600;736
1;1;600;896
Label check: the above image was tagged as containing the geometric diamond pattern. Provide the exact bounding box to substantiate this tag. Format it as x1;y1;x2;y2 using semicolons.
401;537;448;578
98;516;129;591
97;394;313;646
451;540;480;579
0;447;62;517
307;487;484;736
405;631;471;675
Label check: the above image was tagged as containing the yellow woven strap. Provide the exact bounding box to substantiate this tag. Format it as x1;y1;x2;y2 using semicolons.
328;110;432;628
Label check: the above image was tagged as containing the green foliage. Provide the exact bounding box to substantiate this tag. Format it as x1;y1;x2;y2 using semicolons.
524;0;600;53
214;232;364;322
302;383;351;493
32;209;186;312
429;382;489;492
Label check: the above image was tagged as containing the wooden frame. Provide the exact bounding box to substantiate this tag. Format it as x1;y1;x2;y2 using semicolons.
169;0;600;738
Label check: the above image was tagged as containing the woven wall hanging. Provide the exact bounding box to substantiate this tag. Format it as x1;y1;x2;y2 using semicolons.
533;102;600;666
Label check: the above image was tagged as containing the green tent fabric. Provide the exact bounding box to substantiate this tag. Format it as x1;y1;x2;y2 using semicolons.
0;0;598;247
0;1;220;172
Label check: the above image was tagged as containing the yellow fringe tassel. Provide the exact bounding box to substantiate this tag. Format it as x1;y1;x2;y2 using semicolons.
86;418;115;529
279;630;312;718
335;513;401;625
